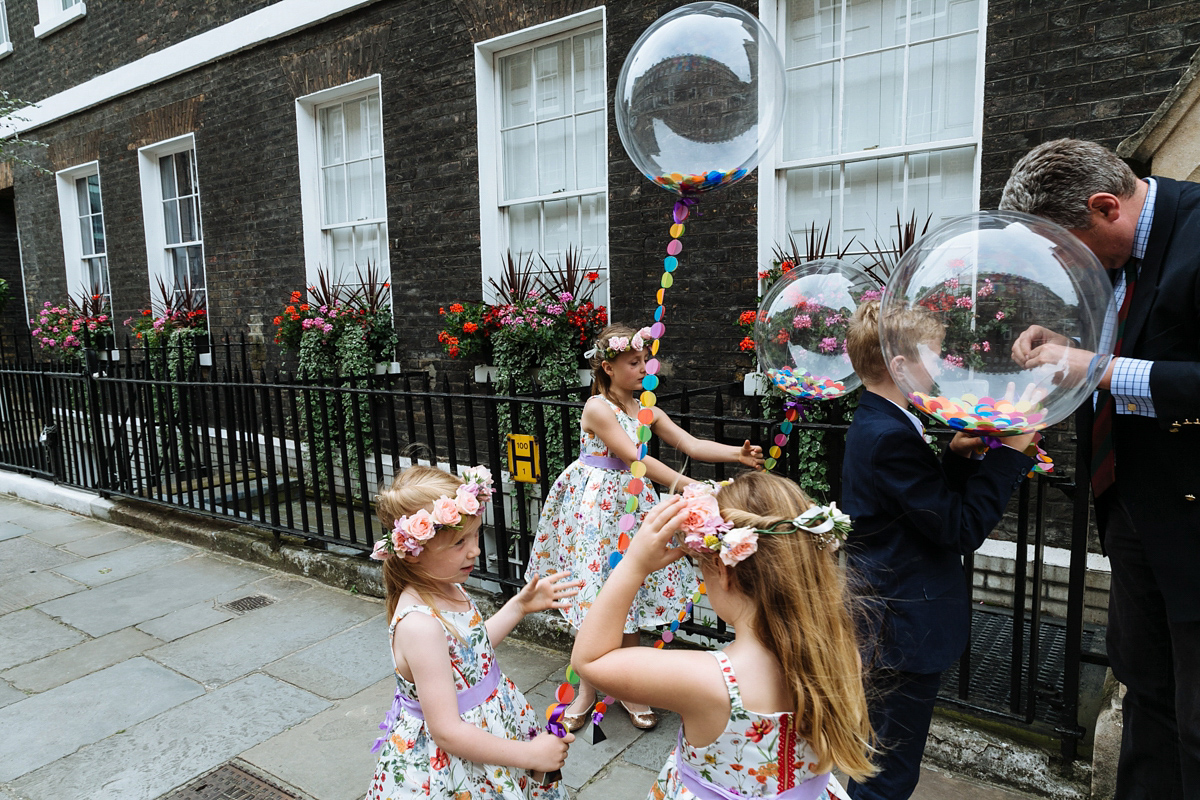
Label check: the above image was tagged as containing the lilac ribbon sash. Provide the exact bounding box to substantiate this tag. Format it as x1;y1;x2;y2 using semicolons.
579;454;629;471
675;730;831;800
371;665;502;753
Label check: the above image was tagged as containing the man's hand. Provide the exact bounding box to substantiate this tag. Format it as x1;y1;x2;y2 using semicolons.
1011;325;1069;365
1017;343;1095;387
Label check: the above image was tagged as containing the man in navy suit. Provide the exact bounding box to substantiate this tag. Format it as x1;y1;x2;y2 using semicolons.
840;301;1035;800
1002;138;1200;800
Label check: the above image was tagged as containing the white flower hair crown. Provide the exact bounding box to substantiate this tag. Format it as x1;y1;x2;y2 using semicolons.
371;466;494;560
677;481;852;566
584;326;654;361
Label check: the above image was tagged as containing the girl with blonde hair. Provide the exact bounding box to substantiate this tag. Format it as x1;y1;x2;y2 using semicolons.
572;471;875;799
368;464;583;800
525;323;764;731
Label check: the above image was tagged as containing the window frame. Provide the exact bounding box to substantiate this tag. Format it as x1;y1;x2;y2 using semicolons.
33;0;85;39
54;160;112;308
474;7;610;308
137;133;209;315
0;0;13;57
758;0;988;271
294;74;392;302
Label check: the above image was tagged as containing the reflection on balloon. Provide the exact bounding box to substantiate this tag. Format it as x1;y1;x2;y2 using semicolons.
879;210;1115;434
615;2;786;195
755;259;879;400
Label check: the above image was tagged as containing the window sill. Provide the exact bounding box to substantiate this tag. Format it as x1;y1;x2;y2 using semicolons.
0;42;12;59
34;3;86;39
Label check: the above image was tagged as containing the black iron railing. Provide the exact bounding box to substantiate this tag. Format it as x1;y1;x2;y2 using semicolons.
0;338;1105;760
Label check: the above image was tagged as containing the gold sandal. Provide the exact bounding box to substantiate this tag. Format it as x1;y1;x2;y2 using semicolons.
561;699;595;732
621;701;658;730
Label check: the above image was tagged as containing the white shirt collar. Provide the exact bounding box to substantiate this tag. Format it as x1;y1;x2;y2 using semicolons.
887;398;925;436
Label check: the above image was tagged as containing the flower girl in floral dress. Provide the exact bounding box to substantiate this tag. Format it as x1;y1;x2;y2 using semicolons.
525;323;763;731
572;472;876;799
368;464;583;800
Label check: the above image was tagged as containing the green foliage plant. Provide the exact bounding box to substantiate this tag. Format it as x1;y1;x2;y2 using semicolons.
273;265;396;493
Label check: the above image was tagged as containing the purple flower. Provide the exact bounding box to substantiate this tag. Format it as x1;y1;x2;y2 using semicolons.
557;291;573;303
955;297;973;309
861;289;882;302
794;314;812;329
819;337;838;353
944;354;964;368
824;313;845;326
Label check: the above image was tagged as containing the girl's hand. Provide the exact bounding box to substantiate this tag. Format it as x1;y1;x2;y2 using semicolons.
525;730;573;772
516;571;584;615
625;496;689;576
738;440;765;470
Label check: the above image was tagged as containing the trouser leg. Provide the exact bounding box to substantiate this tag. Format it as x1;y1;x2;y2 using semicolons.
1105;497;1200;800
846;669;941;800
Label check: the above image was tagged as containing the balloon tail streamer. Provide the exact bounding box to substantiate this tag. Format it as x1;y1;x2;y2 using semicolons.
555;197;701;744
763;399;806;473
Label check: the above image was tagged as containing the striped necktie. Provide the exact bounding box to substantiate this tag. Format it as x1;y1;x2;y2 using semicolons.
1090;259;1139;497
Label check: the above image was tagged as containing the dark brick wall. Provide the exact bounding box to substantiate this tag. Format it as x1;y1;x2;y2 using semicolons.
982;0;1200;205
5;0;763;388
0;0;279;102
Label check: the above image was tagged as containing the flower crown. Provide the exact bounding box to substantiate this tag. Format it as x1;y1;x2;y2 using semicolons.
371;466;494;560
584;327;654;361
677;481;852;566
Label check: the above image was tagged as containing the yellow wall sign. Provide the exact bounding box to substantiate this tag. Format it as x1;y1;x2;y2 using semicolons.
506;434;542;483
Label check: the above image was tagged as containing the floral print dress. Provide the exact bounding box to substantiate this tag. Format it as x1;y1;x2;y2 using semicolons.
650;651;851;800
525;397;697;633
368;590;568;800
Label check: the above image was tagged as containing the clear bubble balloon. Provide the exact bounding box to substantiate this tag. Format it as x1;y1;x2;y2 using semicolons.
615;2;786;196
755;259;879;399
879;211;1115;435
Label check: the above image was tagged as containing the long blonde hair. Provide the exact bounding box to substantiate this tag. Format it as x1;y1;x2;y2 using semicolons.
376;465;471;636
705;472;876;782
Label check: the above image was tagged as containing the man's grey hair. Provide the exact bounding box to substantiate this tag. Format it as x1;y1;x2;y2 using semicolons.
999;138;1139;230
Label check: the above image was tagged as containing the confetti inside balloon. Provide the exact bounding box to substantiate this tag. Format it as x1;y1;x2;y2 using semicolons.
755;259;878;400
879;211;1115;435
615;1;786;196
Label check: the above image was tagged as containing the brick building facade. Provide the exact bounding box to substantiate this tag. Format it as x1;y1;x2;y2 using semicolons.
1;0;1198;385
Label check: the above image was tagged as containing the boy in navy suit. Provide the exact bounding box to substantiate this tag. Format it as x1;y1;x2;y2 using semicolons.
841;300;1036;800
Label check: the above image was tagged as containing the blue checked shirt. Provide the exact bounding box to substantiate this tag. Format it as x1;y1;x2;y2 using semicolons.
1105;178;1157;417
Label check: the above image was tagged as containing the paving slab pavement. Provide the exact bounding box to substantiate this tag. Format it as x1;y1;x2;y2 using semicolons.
0;491;1054;800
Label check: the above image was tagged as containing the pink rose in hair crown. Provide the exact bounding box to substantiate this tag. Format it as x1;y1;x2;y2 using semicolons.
370;538;391;561
679;483;730;549
459;465;494;501
455;485;481;515
609;336;630;353
391;509;439;556
719;527;759;566
432;497;461;527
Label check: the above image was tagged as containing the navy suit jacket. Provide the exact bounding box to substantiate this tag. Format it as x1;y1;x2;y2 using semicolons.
1106;176;1200;620
841;391;1034;674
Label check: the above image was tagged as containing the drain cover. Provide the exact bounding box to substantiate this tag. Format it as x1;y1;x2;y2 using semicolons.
218;594;276;615
160;762;299;800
